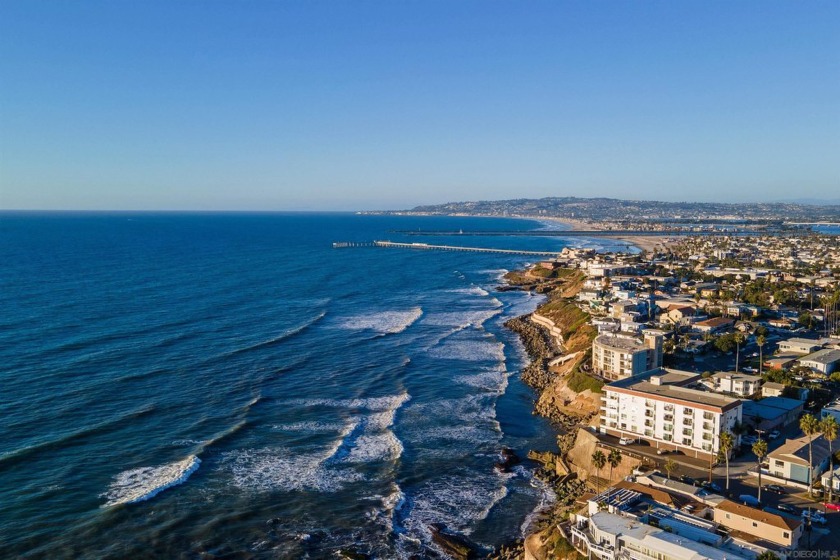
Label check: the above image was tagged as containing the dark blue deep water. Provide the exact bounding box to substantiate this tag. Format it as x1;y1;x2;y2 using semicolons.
0;213;609;559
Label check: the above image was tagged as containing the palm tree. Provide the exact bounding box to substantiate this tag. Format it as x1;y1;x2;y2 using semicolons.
592;450;607;494
719;431;735;491
756;334;766;375
753;438;768;503
734;332;746;372
822;415;839;502
801;414;821;496
608;449;622;482
664;458;677;481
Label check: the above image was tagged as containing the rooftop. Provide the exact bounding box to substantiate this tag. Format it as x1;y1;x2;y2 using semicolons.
711;371;762;382
769;434;832;467
799;348;840;365
607;369;740;411
716;499;801;531
594;333;647;352
695;317;735;327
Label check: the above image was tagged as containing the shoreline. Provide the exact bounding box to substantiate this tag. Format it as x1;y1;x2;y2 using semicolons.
487;267;598;559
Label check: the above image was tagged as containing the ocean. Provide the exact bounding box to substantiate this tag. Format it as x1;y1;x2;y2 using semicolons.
0;213;615;559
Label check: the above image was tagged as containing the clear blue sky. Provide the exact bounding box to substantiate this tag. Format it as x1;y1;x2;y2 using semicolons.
1;1;838;210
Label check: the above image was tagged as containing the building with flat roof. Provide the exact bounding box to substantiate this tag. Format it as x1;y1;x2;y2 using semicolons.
741;397;804;431
570;511;750;560
600;368;742;461
821;399;840;424
709;371;762;397
592;332;663;381
778;337;825;355
798;348;840;375
767;434;832;485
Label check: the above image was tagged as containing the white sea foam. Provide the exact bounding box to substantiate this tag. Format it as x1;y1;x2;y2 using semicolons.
428;338;506;363
289;391;411;412
519;466;558;536
270;421;349;432
446;286;490;297
101;455;201;507
337;307;423;334
343;432;404;463
421;308;501;329
222;447;364;492
226;392;410;492
223;418;364;492
455;367;509;393
401;473;510;539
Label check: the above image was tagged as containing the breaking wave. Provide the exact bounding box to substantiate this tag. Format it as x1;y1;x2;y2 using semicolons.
101;455;201;507
337;307;423;335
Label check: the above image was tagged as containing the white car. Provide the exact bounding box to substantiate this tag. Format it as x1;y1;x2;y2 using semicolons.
619;437;634;446
768;430;781;440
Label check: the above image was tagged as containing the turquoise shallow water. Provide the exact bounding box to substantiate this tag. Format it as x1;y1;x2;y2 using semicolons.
0;212;610;559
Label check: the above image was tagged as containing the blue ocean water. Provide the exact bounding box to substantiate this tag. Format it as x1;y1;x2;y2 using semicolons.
0;213;601;559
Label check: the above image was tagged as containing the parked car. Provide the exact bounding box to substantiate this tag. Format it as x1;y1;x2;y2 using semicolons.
741;435;758;446
802;510;827;525
739;494;762;507
701;481;722;492
680;475;696;485
777;504;798;515
619;437;634;446
825;502;840;512
768;430;781;440
656;448;670;455
681;504;695;513
762;484;785;494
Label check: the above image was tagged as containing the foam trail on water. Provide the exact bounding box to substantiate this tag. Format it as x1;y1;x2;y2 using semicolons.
101;456;201;507
337;308;423;335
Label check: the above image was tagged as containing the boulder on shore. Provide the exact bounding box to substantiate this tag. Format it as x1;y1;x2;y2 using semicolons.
428;524;478;560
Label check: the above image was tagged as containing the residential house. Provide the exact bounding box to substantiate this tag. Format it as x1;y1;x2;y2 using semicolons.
713;500;802;549
798;348;840;375
762;382;786;398
710;372;762;397
778;337;825;355
693;317;735;334
767;434;832;486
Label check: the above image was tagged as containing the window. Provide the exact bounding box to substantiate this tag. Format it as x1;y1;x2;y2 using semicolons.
703;411;713;420
725;513;730;519
784;532;790;538
752;522;758;527
775;460;784;467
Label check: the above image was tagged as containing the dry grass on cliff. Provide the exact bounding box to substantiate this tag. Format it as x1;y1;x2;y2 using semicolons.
535;299;596;353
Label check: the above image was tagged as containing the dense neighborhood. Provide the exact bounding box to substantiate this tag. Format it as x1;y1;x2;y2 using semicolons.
501;230;840;559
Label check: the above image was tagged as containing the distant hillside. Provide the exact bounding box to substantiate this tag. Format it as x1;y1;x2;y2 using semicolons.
389;197;840;222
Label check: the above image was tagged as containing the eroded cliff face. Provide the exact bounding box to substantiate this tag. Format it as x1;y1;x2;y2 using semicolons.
565;428;640;484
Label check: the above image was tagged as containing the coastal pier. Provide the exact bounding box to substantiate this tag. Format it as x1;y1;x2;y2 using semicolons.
333;240;561;257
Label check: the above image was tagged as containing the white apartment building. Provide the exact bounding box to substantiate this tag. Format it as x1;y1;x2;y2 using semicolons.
592;332;663;381
600;369;742;461
710;371;763;397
